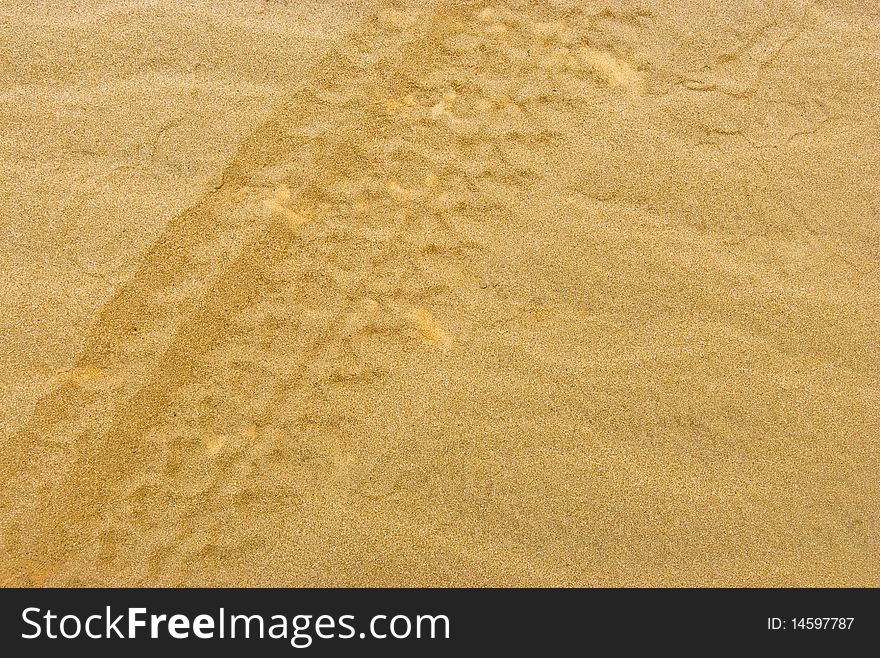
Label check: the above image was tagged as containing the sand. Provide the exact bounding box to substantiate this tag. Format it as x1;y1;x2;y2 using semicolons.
0;0;877;587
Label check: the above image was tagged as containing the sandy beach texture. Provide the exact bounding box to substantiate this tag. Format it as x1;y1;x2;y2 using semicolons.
1;0;877;586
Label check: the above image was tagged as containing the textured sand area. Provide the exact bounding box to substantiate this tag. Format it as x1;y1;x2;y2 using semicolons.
1;0;878;586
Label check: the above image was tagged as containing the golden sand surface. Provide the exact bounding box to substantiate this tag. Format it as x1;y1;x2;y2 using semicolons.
1;0;878;586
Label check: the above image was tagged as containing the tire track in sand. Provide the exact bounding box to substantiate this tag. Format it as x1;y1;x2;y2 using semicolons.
0;0;445;585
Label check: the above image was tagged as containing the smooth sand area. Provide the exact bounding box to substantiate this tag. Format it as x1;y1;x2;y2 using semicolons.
1;0;877;586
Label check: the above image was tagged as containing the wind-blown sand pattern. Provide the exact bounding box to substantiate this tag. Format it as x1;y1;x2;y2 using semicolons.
1;0;878;586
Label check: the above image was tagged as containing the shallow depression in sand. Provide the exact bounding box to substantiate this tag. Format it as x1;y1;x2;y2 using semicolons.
0;0;878;587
